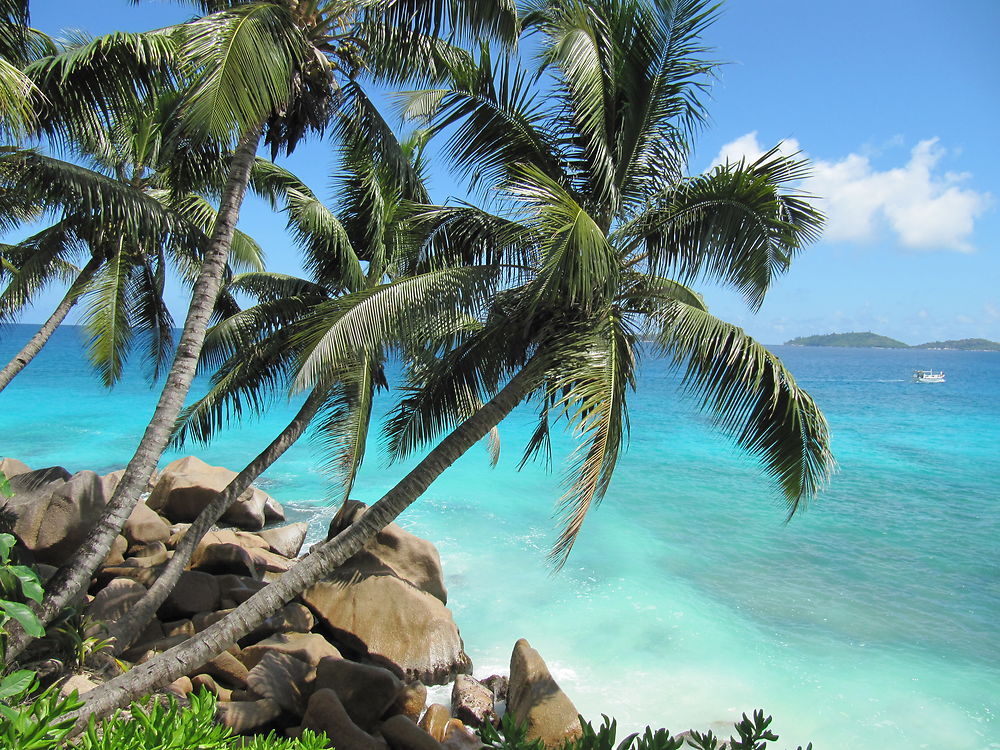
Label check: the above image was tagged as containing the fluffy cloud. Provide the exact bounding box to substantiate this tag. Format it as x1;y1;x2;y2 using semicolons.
711;133;991;253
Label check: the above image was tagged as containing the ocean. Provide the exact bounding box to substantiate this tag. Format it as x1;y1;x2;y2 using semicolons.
1;324;998;748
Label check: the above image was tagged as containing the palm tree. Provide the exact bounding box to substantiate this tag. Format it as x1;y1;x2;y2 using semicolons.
103;114;427;650
0;0;53;139
3;0;519;663
0;87;268;393
71;0;832;725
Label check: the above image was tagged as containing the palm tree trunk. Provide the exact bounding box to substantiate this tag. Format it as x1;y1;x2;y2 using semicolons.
2;124;264;665
106;389;326;653
0;254;102;393
70;362;537;729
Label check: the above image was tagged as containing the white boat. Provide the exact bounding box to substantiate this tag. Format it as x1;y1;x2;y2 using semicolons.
913;369;945;383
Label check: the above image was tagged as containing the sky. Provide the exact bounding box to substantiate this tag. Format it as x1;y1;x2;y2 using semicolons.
18;0;1000;345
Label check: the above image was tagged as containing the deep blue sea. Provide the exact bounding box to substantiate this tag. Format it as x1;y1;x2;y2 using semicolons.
1;325;998;748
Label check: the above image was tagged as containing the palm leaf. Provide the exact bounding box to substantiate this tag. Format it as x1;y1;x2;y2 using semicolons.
650;301;834;512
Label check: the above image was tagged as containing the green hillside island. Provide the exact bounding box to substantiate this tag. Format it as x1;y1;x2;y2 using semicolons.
784;332;909;348
914;338;1000;351
785;332;1000;350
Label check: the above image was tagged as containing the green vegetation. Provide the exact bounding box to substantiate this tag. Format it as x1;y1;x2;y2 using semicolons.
785;332;1000;350
914;338;1000;351
784;332;909;348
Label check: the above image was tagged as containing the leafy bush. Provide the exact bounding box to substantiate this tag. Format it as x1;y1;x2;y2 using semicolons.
480;710;813;750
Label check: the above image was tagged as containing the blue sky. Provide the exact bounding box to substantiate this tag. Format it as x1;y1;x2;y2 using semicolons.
20;0;1000;345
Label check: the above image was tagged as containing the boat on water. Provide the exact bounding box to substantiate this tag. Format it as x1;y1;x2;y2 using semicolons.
913;369;946;383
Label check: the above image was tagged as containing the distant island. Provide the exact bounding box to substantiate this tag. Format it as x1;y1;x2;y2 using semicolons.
785;332;1000;351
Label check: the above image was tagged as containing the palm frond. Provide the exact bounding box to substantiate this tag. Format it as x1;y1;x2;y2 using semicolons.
179;3;304;142
80;245;133;387
621;148;824;310
650;300;834;513
542;312;638;566
311;354;387;504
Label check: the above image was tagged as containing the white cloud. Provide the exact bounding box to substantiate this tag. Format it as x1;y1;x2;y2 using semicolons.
711;133;992;253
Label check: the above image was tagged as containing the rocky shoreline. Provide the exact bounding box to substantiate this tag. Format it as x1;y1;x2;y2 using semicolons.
0;455;585;749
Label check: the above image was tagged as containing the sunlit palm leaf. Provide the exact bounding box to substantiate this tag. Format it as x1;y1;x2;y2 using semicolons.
650;301;834;511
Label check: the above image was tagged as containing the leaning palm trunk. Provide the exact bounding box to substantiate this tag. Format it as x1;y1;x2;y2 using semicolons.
3;124;264;664
107;389;326;653
70;363;536;728
0;254;102;393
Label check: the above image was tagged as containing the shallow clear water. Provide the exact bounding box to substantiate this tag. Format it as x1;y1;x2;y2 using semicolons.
2;326;998;748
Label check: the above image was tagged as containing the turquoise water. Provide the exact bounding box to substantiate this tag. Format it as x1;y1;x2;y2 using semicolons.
2;326;998;748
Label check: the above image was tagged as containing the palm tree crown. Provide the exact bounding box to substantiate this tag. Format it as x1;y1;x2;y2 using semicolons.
369;0;836;564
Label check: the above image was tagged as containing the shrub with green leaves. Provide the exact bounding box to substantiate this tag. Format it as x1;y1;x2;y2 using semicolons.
77;690;329;750
480;710;813;750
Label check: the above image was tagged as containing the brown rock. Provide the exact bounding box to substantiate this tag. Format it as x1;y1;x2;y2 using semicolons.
507;639;582;748
451;675;495;728
123;502;170;547
3;470;107;565
300;689;388;750
59;674;97;699
86;578;146;625
246;651;315;716
158;570;220;619
95;564;162;588
191;543;259;578
241;632;341;670
124;541;169;566
382;715;445;750
192;608;232;632
242;602;315;646
314;656;402;731
303;574;470;685
418;704;452;742
329;501;447;603
263;496;285;524
103;535;128;567
442;720;484;750
216;698;282;734
192;673;227;698
256;522;308;559
481;675;508;703
195;649;249;689
389;681;427;722
148;456;280;531
165;676;193;698
0;457;31;478
162;619;195;638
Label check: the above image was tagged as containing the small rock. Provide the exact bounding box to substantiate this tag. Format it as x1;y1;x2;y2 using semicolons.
192;673;232;702
165;676;193;698
195;650;249;689
451;675;495;728
87;578;146;625
314;656;402;731
389;681;427;722
481;675;508;703
246;651;315;716
442;719;484;750
382;714;445;750
256;522;308;558
103;535;128;567
0;457;31;478
59;674;97;699
216;698;282;733
158;570;220;619
241;632;341;670
507;639;583;748
300;689;388;750
418;704;452;742
123;502;170;547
